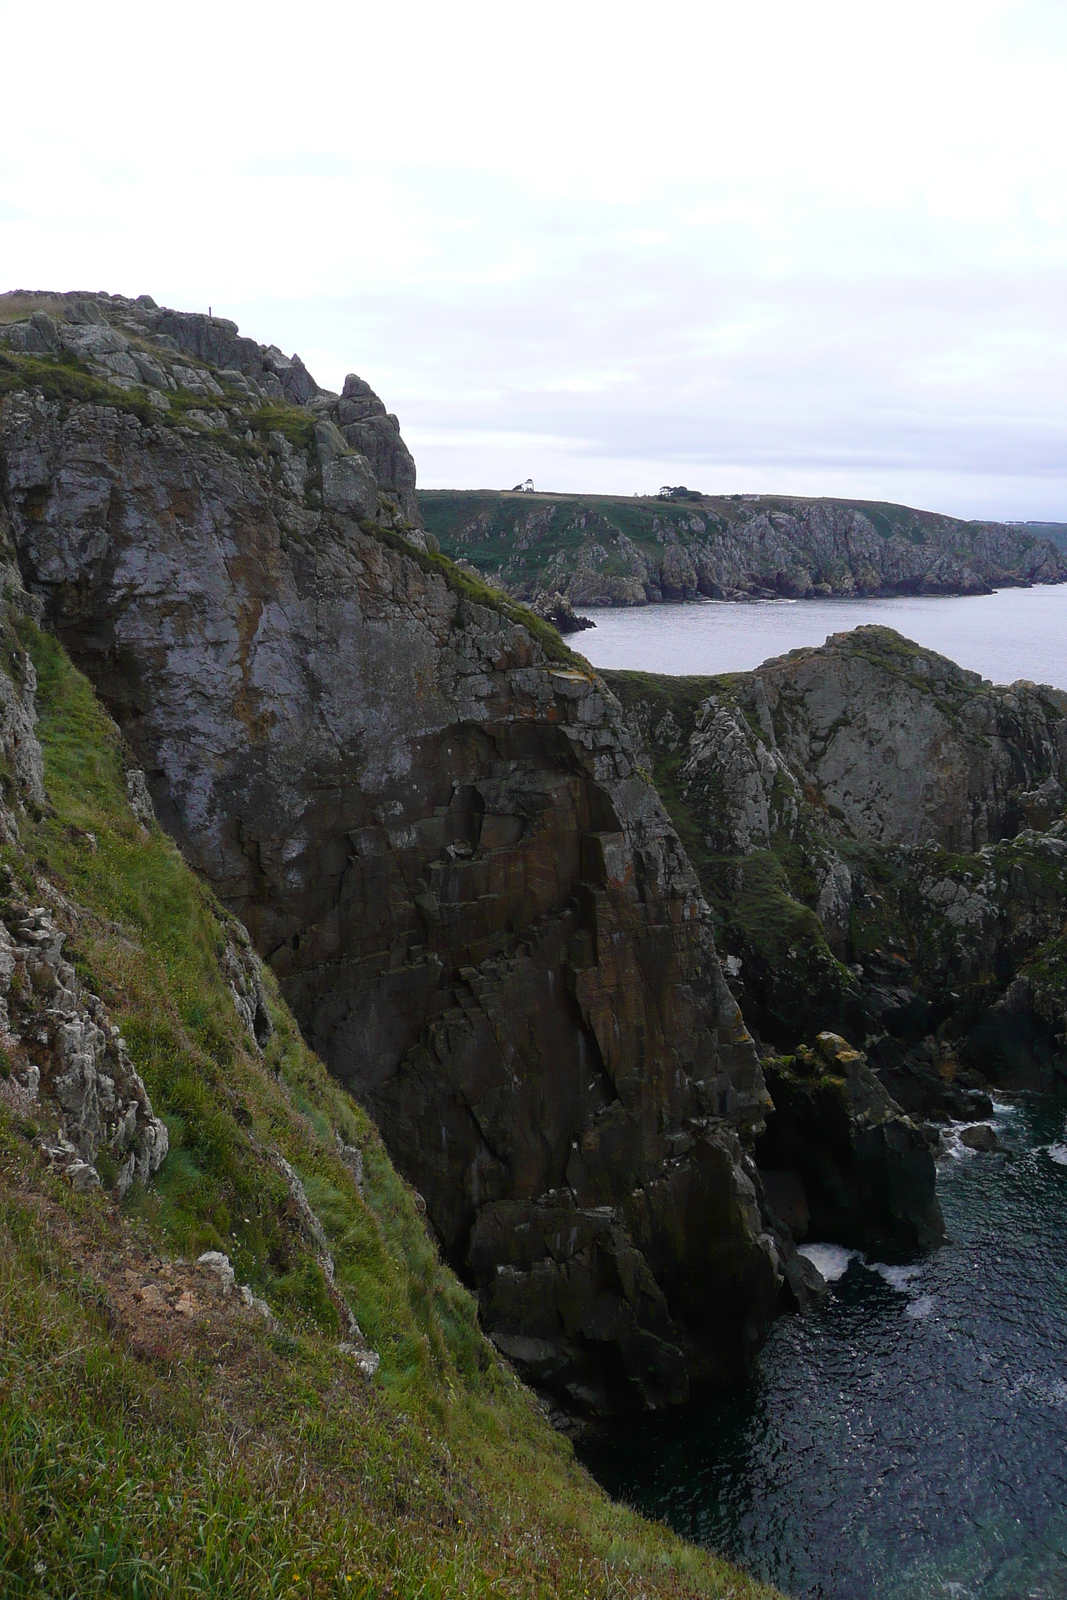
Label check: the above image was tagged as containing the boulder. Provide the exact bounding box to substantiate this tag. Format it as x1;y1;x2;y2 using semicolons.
757;1042;944;1256
960;1123;1000;1152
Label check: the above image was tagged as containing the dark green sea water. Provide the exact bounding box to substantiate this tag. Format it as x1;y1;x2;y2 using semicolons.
579;1096;1067;1599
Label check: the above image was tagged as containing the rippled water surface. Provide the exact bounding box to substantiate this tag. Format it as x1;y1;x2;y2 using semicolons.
579;1098;1067;1599
575;586;1067;689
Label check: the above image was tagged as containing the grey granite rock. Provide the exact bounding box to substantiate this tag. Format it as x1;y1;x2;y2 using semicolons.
609;626;1067;1102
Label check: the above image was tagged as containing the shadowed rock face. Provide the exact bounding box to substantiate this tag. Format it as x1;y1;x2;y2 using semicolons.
758;1035;943;1259
0;375;783;1416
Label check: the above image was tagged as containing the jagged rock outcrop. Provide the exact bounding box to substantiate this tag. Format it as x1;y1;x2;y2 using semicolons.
0;295;790;1416
0;290;419;524
609;627;1067;1105
759;1033;942;1257
0;583;167;1195
421;490;1067;607
529;589;596;635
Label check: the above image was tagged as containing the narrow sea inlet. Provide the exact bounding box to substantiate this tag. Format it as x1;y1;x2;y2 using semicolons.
580;1093;1067;1599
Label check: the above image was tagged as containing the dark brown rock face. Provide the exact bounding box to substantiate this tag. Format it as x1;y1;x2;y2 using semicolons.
757;1035;943;1258
0;385;782;1415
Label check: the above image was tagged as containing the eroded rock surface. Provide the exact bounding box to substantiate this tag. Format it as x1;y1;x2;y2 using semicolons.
610;627;1067;1103
0;289;418;523
0;554;167;1194
0;304;789;1415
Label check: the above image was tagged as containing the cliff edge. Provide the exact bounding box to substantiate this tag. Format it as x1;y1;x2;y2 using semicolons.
0;291;790;1417
609;626;1067;1121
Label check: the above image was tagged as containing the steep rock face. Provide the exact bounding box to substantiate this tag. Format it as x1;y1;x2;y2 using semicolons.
608;628;1067;1098
421;490;1067;607
0;371;783;1415
0;290;419;524
759;1034;942;1257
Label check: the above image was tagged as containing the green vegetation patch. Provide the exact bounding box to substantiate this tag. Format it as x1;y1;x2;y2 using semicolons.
0;349;158;425
245;401;318;452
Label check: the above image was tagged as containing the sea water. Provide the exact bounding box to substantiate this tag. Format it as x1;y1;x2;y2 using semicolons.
575;585;1067;691
580;1097;1067;1598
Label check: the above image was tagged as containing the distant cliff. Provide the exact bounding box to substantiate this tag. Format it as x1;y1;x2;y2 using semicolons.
421;489;1067;606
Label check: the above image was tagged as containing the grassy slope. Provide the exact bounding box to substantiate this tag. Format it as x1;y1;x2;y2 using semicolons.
0;620;782;1599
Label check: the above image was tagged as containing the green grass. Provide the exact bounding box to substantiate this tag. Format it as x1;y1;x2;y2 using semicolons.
245;402;318;451
0;348;159;424
0;614;783;1599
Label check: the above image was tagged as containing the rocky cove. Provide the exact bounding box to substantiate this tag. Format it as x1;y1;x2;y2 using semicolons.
1;289;1066;1596
581;1088;1067;1599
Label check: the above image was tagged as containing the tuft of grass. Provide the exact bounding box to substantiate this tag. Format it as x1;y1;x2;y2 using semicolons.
245;401;318;451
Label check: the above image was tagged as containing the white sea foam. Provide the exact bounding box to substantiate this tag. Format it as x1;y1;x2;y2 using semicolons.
797;1243;857;1283
939;1125;978;1161
905;1294;937;1319
869;1262;923;1292
1014;1371;1067;1407
991;1098;1019;1118
1045;1142;1067;1166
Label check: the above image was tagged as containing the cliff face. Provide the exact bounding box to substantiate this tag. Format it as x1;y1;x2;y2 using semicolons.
0;583;786;1600
0;295;786;1416
421;489;1067;607
609;627;1067;1108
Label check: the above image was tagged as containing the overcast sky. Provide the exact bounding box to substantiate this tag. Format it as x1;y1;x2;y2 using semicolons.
3;0;1067;518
